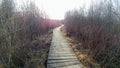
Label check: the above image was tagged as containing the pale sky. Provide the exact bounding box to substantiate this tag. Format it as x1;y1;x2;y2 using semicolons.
15;0;93;20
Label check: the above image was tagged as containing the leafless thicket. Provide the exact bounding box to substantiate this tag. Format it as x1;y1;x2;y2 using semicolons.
0;0;54;68
64;0;120;67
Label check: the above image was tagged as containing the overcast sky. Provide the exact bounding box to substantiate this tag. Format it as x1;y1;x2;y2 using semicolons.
15;0;93;20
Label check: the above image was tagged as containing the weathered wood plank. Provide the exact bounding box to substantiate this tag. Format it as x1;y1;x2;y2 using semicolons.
47;25;84;68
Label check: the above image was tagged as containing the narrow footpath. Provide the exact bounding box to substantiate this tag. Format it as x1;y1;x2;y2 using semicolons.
47;25;84;68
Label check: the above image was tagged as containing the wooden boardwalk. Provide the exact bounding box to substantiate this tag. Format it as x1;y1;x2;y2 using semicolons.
47;25;84;68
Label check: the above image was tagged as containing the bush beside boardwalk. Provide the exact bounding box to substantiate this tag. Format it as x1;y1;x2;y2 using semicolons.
64;0;120;68
0;0;60;68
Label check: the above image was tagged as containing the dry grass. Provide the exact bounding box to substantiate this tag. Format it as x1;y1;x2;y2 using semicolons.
0;30;53;68
9;30;53;68
69;38;100;68
61;26;100;68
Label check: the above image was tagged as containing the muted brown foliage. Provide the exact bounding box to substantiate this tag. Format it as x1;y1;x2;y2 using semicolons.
64;0;120;68
0;0;57;68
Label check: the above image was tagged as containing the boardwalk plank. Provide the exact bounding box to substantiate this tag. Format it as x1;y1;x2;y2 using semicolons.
47;25;84;68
